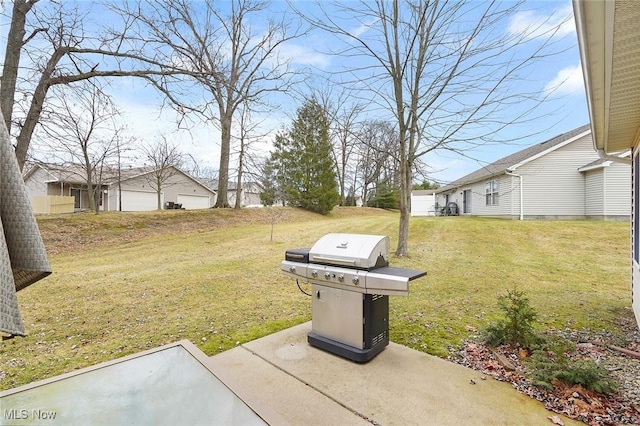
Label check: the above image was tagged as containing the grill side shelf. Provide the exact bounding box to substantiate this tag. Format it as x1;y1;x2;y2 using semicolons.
365;267;427;296
371;267;427;281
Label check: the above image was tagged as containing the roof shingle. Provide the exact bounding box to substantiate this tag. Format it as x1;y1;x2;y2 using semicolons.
436;125;591;192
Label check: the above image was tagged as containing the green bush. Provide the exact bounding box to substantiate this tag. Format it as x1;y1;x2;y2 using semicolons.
368;190;399;209
483;289;618;395
483;288;539;347
529;348;618;394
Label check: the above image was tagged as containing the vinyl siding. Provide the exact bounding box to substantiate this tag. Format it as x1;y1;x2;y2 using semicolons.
24;168;50;197
108;169;215;211
507;174;521;219
436;174;514;217
434;131;631;220
585;169;604;216
472;174;513;217
514;133;595;217
604;162;631;216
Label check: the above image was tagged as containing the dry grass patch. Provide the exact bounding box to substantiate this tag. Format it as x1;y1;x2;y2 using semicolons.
0;209;631;391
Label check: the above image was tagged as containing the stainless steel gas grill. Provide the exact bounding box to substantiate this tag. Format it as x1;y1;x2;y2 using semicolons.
281;233;426;362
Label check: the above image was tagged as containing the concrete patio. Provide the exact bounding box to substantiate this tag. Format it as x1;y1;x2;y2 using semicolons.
206;321;581;426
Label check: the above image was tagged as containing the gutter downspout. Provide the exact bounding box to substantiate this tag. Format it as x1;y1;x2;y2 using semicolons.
597;149;631;165
505;171;523;220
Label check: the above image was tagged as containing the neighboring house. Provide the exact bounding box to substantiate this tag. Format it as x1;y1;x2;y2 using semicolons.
228;181;263;208
410;190;436;216
432;125;630;220
24;163;105;211
198;179;265;208
23;163;217;212
573;1;640;328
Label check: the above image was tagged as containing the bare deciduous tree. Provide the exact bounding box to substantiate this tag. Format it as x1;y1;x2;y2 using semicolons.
355;120;399;207
232;104;267;209
314;88;365;206
116;0;305;209
36;81;121;214
296;0;570;256
1;0;41;134
110;135;136;212
139;136;185;210
2;0;189;170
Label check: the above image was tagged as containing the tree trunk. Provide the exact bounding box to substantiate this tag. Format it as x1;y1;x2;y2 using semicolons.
86;174;95;213
215;111;232;208
395;116;410;257
15;48;65;170
117;148;123;211
234;139;244;209
157;177;162;210
93;188;100;214
396;156;411;257
1;0;33;133
339;156;346;205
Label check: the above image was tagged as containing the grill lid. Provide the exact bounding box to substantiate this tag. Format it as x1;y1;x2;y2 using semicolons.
308;233;389;270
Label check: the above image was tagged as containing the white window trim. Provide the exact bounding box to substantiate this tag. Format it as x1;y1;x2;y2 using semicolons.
485;180;499;206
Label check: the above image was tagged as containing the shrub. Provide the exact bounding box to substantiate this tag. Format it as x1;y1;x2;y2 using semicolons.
483;289;618;394
529;349;618;394
483;288;539;347
368;190;399;209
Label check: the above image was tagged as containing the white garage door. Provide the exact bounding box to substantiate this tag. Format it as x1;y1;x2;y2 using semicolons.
121;190;162;211
177;194;210;210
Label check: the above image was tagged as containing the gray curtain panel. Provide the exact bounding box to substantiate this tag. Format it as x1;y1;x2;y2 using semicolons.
0;116;51;337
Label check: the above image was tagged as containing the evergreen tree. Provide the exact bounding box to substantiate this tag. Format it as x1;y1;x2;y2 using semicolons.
264;131;289;206
413;180;440;190
273;99;340;215
259;158;277;206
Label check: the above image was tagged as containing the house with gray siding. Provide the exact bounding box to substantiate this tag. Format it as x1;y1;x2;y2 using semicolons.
24;163;217;212
433;125;630;220
197;179;264;208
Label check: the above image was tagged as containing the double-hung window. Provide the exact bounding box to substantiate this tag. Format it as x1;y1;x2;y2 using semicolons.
485;180;499;206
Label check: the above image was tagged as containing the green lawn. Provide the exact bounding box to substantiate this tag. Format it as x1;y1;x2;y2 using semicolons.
0;208;631;391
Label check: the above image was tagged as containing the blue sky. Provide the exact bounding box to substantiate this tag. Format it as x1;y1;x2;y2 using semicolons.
419;1;589;184
116;0;589;184
1;0;589;185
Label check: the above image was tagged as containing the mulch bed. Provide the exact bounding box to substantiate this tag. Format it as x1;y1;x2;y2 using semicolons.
450;340;640;425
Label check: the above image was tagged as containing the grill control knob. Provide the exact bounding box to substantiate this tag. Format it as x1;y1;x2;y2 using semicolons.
324;272;331;280
352;276;360;285
311;270;318;278
289;266;296;273
338;274;345;282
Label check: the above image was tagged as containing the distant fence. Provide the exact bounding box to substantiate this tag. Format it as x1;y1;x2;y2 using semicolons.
31;196;75;214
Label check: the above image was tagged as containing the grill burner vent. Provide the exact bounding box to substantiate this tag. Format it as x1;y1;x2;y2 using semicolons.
372;331;387;346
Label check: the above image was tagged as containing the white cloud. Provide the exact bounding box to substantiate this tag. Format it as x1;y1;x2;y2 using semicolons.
350;17;379;38
543;64;585;96
278;43;332;68
508;4;575;40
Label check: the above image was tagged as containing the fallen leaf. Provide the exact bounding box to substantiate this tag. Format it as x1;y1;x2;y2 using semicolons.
547;415;564;425
489;348;516;371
